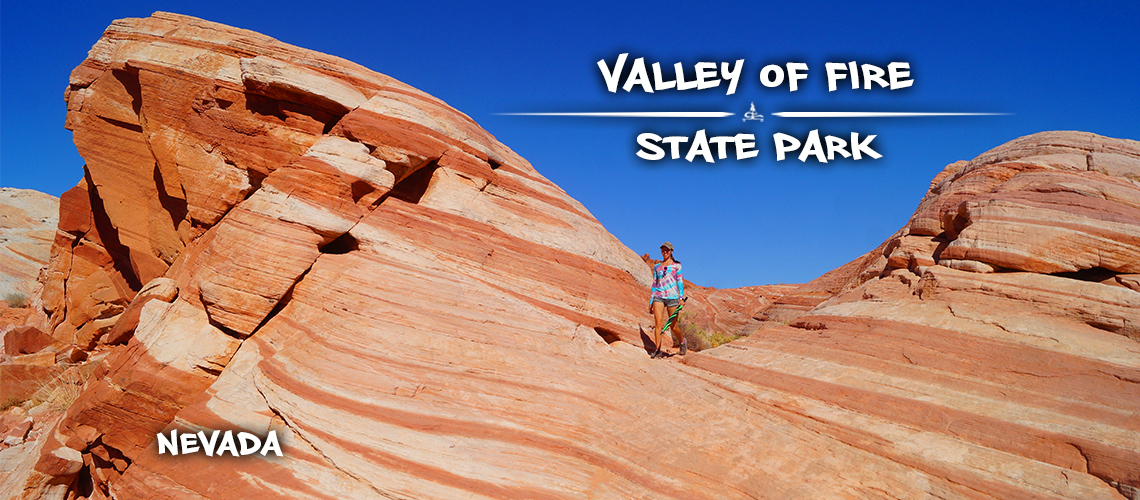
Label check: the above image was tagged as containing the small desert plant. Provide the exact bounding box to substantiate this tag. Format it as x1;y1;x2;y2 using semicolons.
0;395;27;412
5;291;30;308
674;312;743;352
27;363;97;412
705;330;742;347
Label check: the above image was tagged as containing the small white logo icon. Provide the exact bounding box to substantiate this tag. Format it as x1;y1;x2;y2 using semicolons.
743;102;764;122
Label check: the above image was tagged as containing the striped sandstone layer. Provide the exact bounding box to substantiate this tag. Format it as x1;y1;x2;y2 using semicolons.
691;131;1140;499
7;12;651;499
5;12;1139;500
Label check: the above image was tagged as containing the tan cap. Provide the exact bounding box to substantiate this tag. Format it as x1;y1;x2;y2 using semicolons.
660;242;673;251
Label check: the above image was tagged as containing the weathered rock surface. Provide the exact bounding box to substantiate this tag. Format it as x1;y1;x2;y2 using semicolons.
690;130;1140;499
0;188;58;300
7;11;1139;500
0;411;72;500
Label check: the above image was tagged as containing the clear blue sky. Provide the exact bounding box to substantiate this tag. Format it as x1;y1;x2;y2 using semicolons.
3;1;1137;288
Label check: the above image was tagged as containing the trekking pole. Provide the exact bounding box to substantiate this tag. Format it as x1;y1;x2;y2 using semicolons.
661;300;685;333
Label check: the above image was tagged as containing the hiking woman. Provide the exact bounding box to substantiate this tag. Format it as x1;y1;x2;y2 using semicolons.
649;242;686;358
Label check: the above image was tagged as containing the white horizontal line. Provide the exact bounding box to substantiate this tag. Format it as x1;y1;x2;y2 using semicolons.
496;112;735;118
772;112;1011;118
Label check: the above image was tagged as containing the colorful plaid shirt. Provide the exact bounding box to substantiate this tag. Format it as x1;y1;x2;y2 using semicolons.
650;262;684;302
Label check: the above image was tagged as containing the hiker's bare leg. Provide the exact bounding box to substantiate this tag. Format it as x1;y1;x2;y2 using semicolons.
664;305;679;351
652;301;666;351
672;323;684;352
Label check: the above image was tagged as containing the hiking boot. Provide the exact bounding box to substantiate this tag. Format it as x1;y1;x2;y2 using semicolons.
651;349;666;359
679;340;687;356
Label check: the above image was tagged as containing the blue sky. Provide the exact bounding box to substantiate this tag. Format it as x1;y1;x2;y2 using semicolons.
2;1;1138;288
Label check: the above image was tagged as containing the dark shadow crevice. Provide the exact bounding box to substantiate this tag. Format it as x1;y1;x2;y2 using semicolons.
153;163;189;234
593;327;622;345
243;92;345;137
95;115;144;133
379;160;440;205
84;168;143;291
112;68;143;116
319;233;358;255
246;266;312;338
350;180;373;203
1051;267;1119;284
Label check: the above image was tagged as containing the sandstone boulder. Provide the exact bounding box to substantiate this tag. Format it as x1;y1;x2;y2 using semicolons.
719;130;1140;499
29;12;658;499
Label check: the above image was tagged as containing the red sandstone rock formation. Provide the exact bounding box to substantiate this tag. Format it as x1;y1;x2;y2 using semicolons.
2;12;1138;500
6;12;651;499
691;131;1140;499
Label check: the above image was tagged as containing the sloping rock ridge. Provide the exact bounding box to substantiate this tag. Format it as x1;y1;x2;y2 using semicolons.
694;131;1140;499
2;11;1138;500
